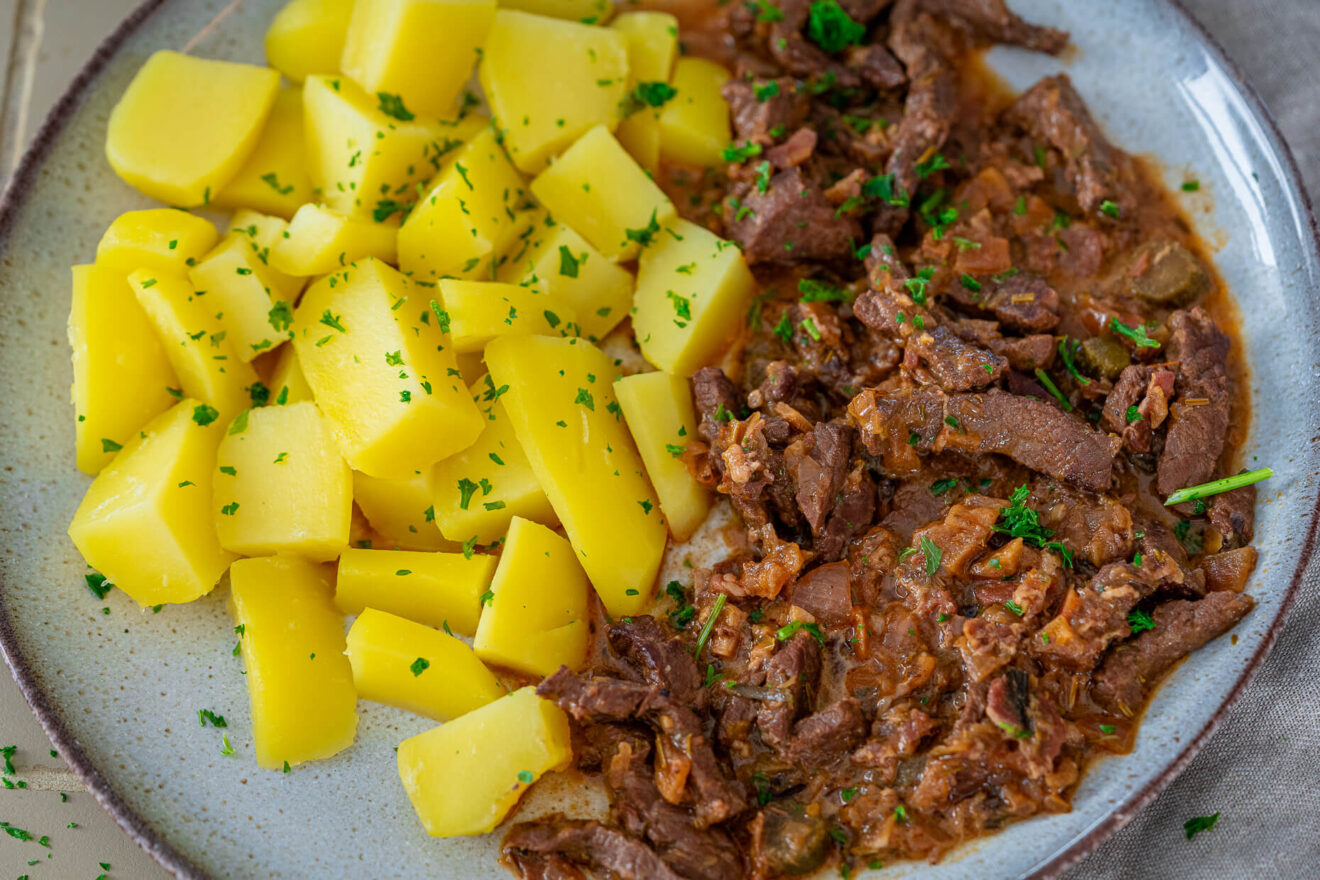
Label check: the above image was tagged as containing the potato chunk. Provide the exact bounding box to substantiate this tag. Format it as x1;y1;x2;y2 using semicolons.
129;270;259;419
68;400;236;606
500;0;613;21
268;342;314;405
614;371;709;540
479;11;629;173
335;547;495;636
612;11;678;82
614;109;662;175
658;57;732;168
270;203;397;276
397;686;571;837
95;209;218;275
498;212;633;342
352;470;451;550
106;51;278;205
473;517;589;676
303;74;484;217
230;555;357;769
347;608;504;722
213;87;312;218
292;258;483;478
341;0;495;119
485;337;665;615
432;375;555;544
265;0;354;82
633;218;755;375
69;264;177;474
396;128;527;282
213;402;351;561
437;280;576;353
531;125;676;262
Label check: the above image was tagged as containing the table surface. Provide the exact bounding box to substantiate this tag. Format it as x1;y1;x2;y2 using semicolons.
1;1;1317;878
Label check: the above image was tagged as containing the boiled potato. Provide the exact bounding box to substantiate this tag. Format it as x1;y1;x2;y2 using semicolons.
432;375;555;544
268;342;315;405
658;57;732;168
303;74;485;217
352;470;452;550
396;128;527;281
498;211;633;342
530;125;676;261
633;218;755;375
472;516;589;676
479;11;629;173
485;337;665;616
67;400;236;606
341;0;495;119
346;608;505;721
614;371;708;540
95;209;218;275
213;402;351;561
335;547;495;635
270;203;398;276
500;0;614;22
265;0;354;82
69;264;177;474
291;258;483;478
614;109;662;175
611;11;677;82
129;270;259;419
229;555;357;769
437;279;576;353
397;686;571;838
106;51;279;205
213;87;312;218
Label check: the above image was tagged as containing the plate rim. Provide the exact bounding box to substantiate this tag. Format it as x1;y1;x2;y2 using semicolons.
0;1;1314;879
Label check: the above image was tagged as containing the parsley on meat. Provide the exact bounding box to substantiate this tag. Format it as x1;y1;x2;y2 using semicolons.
806;0;865;53
994;485;1073;567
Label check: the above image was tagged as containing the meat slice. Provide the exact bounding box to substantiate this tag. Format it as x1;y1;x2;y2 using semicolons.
609;617;704;707
1006;74;1123;215
722;78;809;145
816;462;877;560
925;0;1069;53
787;698;867;763
947;274;1061;332
985;667;1032;736
1102;364;1176;454
725;166;862;264
756;631;823;749
1157;307;1232;497
791;422;853;534
853;289;1006;390
1093;591;1254;714
691;367;739;445
1208;483;1256;547
766;127;817;169
848;386;946;476
504;821;684;880
951;319;1056;372
877;66;957;233
848;42;907;89
941;390;1119;491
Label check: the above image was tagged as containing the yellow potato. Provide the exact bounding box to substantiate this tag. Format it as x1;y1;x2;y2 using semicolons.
613;371;709;540
472;517;590;676
346;608;505;722
213;402;351;561
212;87;312;218
335;547;496;635
95;209;219;275
265;0;354;82
341;0;496;119
484;337;666;615
105;51;279;205
397;686;571;838
352;470;452;551
69;264;177;474
129;270;259;419
500;0;614;22
67;400;236;606
222;210;307;298
396;128;528;282
270;203;398;276
303;74;486;217
530;124;676;261
479;10;629;173
611;11;678;82
498;211;633;342
614;109;662;175
437;279;576;353
633;218;755;376
432;375;556;545
291;258;483;478
188;228;303;362
229;555;357;769
268;343;315;405
658;57;732;168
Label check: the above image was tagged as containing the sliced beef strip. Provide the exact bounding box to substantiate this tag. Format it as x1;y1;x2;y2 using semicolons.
838;0;894;23
877;66;958;233
984;667;1032;736
1006;74;1123;215
864;233;911;289
1036;484;1134;568
1208;483;1256;547
608;616;704;707
766;127;818;169
692;366;740;445
722;78;810;145
786;697;868;764
504;821;685;880
1157;307;1232;497
853;288;1007;390
1093;590;1255;714
816;461;878;560
756;631;824;750
946;274;1061;333
924;0;1069;53
848;386;946;476
792;421;854;534
847;42;907;89
951;319;1056;372
725;166;863;265
1102;364;1175;454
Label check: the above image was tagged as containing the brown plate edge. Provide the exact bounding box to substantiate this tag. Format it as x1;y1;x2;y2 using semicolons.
0;2;1312;880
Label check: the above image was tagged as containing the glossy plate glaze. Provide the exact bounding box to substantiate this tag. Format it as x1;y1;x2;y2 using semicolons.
0;1;1316;878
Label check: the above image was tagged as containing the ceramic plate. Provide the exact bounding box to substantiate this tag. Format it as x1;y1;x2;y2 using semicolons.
1;1;1316;878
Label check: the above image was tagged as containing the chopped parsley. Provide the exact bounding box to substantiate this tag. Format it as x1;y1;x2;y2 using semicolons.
558;245;582;277
198;709;227;728
1109;317;1160;348
1128;608;1155;634
1126;404;1143;423
721;140;764;163
376;92;414;121
192;404;219;427
994;485;1073;566
920;536;942;576
624;209;661;247
805;0;865;53
631;81;677;108
776;619;826;647
1183;812;1220;840
410;657;430;676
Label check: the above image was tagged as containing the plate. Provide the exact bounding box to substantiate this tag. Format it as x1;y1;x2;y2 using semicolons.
0;1;1316;878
